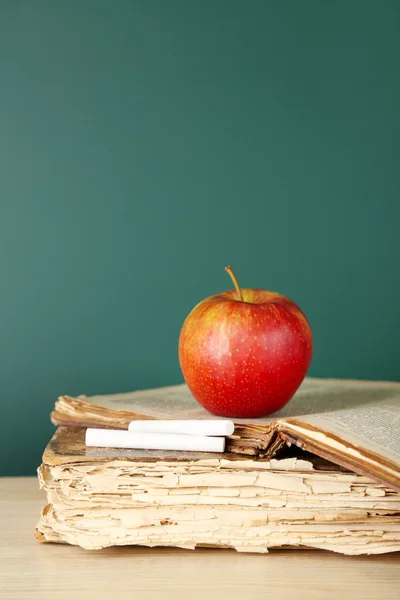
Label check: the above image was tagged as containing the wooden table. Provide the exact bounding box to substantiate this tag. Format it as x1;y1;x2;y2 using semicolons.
1;477;399;599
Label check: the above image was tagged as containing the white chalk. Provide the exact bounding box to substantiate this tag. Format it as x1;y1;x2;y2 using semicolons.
128;420;234;437
85;428;225;453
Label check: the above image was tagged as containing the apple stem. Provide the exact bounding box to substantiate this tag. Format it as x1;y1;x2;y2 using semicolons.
225;266;244;302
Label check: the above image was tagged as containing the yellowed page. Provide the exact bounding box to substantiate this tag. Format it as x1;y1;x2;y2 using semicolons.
287;387;400;465
71;377;400;429
276;380;400;490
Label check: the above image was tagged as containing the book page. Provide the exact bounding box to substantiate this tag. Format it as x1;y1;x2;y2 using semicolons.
77;378;400;432
289;389;400;466
73;378;333;422
78;384;212;420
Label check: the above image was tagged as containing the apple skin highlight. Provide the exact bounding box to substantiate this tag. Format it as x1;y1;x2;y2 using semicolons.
178;271;313;418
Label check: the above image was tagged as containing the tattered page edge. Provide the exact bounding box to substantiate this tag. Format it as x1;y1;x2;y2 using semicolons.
50;399;153;429
49;407;399;488
278;420;400;492
44;419;399;491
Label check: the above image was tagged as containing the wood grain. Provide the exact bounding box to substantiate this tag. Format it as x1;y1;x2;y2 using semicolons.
1;477;399;600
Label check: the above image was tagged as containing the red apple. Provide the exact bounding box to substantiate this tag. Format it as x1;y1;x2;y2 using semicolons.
178;267;313;418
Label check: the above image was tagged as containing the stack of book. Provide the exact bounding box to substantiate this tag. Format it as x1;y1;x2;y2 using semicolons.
36;378;400;554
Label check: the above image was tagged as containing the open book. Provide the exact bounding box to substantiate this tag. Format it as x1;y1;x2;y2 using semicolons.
51;377;400;492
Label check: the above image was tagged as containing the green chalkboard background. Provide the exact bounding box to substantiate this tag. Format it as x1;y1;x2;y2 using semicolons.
1;1;399;476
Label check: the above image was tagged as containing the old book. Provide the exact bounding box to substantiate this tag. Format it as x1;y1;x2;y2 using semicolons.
36;427;400;554
51;377;400;491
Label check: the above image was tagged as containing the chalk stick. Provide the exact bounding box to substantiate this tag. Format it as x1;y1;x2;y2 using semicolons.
128;420;234;437
85;429;225;453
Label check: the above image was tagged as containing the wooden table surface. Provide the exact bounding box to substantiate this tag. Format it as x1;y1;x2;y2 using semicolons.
1;477;399;600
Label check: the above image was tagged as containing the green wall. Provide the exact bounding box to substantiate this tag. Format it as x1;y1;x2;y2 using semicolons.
1;1;399;476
